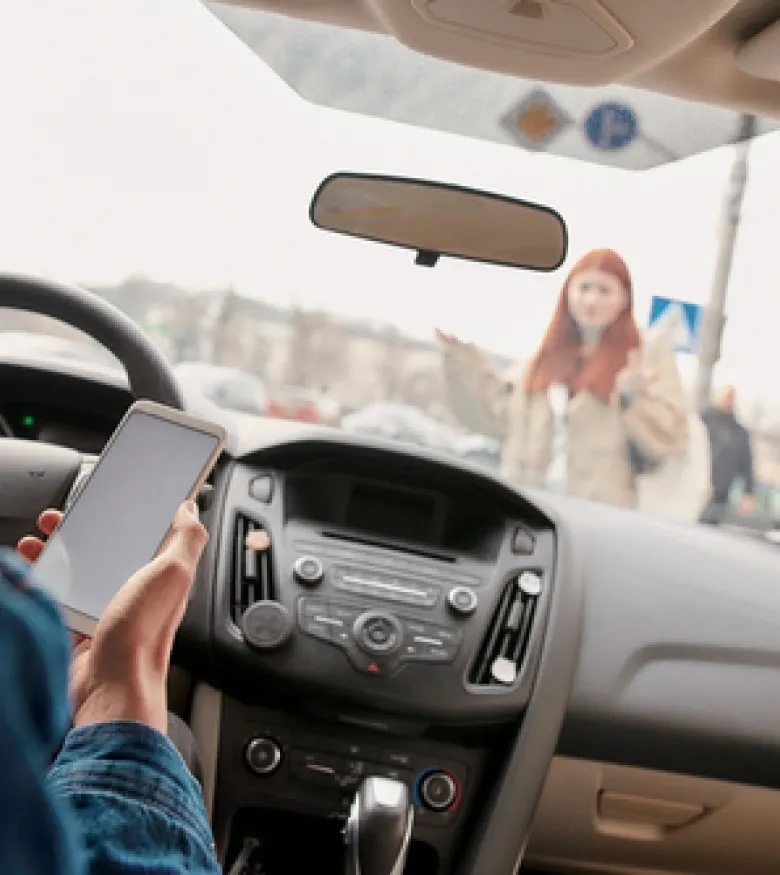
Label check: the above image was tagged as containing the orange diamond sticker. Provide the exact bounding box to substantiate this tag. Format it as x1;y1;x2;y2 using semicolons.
501;89;571;151
517;103;558;143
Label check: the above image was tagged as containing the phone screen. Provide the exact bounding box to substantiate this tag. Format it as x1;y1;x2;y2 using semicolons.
34;409;221;624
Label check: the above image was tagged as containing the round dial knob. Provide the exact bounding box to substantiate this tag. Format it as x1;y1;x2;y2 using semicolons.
241;601;293;651
353;611;403;656
447;586;478;617
420;771;458;812
293;556;324;586
245;736;282;776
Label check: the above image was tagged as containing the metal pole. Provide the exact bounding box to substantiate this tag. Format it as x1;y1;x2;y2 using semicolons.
694;112;758;411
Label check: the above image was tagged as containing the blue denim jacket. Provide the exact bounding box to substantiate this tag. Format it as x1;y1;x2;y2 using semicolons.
0;548;220;875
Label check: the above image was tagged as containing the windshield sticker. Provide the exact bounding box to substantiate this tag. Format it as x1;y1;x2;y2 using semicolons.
584;102;638;151
500;89;572;152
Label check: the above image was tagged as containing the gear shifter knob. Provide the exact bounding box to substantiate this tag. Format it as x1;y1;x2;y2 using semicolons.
344;776;414;875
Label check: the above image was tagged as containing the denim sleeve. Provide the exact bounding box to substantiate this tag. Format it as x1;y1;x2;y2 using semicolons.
0;548;82;875
49;721;221;875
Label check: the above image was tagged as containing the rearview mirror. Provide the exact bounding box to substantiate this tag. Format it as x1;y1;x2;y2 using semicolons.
310;173;567;271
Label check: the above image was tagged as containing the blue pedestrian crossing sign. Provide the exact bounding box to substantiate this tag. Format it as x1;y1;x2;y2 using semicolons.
648;296;702;354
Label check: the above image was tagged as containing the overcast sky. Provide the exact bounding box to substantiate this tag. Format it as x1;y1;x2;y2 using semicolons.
0;0;777;401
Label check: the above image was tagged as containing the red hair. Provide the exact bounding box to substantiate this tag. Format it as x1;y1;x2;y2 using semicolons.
525;248;640;402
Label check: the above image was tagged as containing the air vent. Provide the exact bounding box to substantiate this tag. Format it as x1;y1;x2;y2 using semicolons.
469;571;542;687
232;514;275;624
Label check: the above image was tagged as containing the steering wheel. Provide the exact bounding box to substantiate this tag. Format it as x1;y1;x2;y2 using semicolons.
0;272;185;546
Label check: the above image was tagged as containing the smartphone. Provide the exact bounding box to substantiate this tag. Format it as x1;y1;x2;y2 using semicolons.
33;399;227;636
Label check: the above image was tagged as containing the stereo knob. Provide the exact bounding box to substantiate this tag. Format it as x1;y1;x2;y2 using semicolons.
245;736;282;776
447;586;478;617
420;771;458;811
353;611;403;656
293;556;324;586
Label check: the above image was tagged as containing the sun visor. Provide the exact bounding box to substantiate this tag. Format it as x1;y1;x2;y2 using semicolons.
736;18;780;83
410;0;633;59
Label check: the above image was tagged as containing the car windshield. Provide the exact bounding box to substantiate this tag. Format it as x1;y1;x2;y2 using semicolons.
2;0;779;535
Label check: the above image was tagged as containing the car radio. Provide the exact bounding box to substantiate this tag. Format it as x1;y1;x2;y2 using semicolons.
289;534;483;676
297;596;464;675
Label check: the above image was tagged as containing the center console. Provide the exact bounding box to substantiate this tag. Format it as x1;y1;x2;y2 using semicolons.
213;696;493;874
194;441;563;874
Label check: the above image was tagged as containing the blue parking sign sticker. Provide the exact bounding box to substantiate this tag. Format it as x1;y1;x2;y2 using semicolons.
584;102;638;150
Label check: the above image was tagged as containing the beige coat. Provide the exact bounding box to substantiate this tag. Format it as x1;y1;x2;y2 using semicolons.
442;336;689;509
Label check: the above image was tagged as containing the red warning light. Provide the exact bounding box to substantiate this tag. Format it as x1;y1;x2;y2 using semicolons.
368;662;380;674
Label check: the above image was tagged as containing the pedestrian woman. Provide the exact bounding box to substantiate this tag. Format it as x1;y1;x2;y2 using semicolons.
438;248;689;509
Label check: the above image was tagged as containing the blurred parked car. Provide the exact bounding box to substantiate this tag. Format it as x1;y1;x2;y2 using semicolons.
174;362;268;416
721;481;780;544
342;403;458;453
455;433;502;470
265;385;341;425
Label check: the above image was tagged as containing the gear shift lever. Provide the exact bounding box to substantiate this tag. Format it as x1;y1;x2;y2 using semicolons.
344;776;414;875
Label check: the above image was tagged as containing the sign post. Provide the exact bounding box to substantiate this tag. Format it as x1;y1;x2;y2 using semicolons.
694;113;757;411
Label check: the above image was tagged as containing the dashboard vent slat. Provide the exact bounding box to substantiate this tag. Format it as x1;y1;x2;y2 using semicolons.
469;571;542;688
232;514;275;624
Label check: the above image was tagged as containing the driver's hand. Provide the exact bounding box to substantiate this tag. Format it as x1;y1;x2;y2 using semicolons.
17;509;63;562
17;510;84;647
17;502;207;734
739;494;755;516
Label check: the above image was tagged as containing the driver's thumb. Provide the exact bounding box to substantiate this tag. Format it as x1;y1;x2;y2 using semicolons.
162;502;208;573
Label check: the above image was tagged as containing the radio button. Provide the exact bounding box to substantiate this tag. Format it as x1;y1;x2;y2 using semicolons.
346;649;394;676
326;603;361;648
298;599;336;642
334;627;352;647
294;556;324;587
420;644;457;662
301;617;332;641
245;737;282;776
432;627;460;644
447;586;478;616
301;599;328;618
329;604;362;624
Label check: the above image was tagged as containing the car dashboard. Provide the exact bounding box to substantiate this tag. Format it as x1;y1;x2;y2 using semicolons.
6;358;780;874
0;359;127;452
181;440;562;874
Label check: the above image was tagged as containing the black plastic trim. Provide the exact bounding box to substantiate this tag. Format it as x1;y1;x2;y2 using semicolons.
456;498;583;875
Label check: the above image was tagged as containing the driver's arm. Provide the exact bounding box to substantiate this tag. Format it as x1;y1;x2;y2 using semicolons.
48;722;220;875
1;551;218;875
10;503;222;875
0;549;82;875
45;502;221;875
